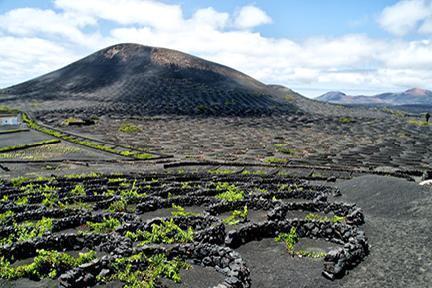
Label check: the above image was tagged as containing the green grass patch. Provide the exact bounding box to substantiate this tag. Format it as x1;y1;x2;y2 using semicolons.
208;168;235;175
407;119;432;127
264;157;289;164
305;213;345;223
22;113;155;160
338;117;353;124
0;105;18;114
0;143;81;161
0;139;60;153
61;117;85;126
119;122;141;134
241;170;266;175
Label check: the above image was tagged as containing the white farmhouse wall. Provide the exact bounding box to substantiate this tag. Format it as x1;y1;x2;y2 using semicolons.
0;116;18;126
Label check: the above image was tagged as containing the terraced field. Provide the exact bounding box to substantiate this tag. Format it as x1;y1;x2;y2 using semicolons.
0;43;431;287
57;113;432;172
0;172;368;287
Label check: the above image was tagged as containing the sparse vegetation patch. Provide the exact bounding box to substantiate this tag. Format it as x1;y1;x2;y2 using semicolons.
223;205;248;225
0;139;60;153
98;253;190;288
338;117;353;124
264;157;289;164
119;122;141;134
0;249;96;280
407;119;432;127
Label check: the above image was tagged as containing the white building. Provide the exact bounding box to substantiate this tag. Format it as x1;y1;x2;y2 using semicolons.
0;114;19;126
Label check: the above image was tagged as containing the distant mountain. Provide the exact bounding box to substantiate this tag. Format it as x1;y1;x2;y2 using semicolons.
317;91;351;103
316;88;432;105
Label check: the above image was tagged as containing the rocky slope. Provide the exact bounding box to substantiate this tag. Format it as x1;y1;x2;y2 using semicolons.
0;43;298;116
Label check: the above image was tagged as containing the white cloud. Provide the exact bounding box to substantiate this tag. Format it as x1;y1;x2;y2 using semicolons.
0;8;104;47
190;7;229;30
234;5;272;29
54;0;184;31
378;0;431;36
0;37;79;86
1;1;432;96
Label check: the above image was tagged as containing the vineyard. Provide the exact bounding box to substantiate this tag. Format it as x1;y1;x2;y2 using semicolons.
0;172;368;287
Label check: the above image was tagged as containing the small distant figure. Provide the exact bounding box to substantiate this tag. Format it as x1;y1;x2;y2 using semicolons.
426;112;431;123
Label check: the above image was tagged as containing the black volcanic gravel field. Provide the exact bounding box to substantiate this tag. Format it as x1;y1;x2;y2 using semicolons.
0;43;431;287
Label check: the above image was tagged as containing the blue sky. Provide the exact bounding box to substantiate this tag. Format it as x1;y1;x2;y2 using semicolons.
173;0;397;39
0;0;400;40
0;0;432;97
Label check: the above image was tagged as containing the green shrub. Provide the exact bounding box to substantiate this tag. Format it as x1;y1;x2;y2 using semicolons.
241;170;266;175
119;122;141;134
0;249;96;280
215;182;244;202
62;117;85;126
125;219;193;245
276;147;296;155
305;213;345;223
107;199;128;213
0;139;60;153
171;204;199;217
10;176;30;187
295;249;327;258
85;217;121;234
15;196;28;206
119;180;147;199
98;253;190;288
180;182;192;189
275;227;298;253
208;168;235;175
0;217;53;245
264;157;289;164
223;205;248;225
41;191;60;208
275;226;327;258
22;113;155;160
0;211;14;224
70;184;86;197
338;117;353;124
0;105;18;114
407;119;431;127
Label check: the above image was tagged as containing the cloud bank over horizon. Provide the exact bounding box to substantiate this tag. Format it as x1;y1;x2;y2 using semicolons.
1;0;432;98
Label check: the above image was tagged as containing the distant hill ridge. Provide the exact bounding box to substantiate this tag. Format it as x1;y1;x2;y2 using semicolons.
317;88;432;105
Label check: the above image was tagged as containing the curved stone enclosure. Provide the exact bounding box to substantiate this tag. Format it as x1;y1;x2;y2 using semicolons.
0;172;369;287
